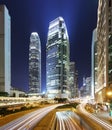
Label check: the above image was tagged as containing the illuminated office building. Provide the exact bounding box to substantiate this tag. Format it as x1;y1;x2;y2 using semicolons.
96;0;112;102
84;77;91;97
80;77;91;98
29;32;41;95
46;17;70;98
69;62;78;98
0;5;11;94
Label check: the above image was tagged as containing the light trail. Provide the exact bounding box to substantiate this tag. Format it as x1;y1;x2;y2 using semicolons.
56;111;82;130
0;104;62;130
78;103;112;130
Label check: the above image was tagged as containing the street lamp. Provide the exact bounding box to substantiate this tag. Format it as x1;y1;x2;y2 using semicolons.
106;89;112;116
106;89;112;101
107;91;112;97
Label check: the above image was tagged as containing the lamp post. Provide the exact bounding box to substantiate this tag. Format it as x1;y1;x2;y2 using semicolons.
107;89;112;116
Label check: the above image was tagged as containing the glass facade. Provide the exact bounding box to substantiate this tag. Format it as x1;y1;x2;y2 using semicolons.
0;5;11;94
29;32;41;94
91;29;97;99
46;17;70;98
108;0;112;84
82;77;91;97
69;62;78;98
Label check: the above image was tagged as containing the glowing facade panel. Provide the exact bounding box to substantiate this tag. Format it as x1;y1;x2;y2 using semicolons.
29;32;41;94
46;17;70;98
91;28;97;99
0;5;11;94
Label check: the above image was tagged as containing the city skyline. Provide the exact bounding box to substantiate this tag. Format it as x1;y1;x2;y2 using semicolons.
0;0;98;93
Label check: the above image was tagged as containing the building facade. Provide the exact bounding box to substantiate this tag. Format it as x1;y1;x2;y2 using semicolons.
96;0;112;102
29;32;41;95
91;28;97;99
10;87;26;97
69;62;78;98
85;77;91;97
80;77;91;98
46;17;70;98
0;5;11;94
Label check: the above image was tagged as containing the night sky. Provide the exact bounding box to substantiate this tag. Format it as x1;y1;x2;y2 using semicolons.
0;0;98;93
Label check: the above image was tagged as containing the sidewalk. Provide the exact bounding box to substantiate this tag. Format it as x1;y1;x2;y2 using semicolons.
93;111;112;125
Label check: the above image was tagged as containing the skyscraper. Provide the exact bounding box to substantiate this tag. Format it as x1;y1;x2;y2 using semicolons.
95;0;112;102
46;17;70;98
69;62;78;98
0;5;11;94
29;32;41;95
81;77;91;98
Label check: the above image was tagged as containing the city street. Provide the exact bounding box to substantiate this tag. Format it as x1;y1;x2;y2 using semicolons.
0;102;112;130
0;104;62;130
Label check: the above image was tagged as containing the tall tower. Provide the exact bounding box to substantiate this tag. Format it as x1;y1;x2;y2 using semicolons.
69;62;78;98
46;17;70;98
0;5;11;94
29;32;41;95
96;0;112;102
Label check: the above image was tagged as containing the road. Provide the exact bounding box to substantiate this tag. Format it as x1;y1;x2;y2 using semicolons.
78;103;112;130
56;111;82;130
0;104;62;130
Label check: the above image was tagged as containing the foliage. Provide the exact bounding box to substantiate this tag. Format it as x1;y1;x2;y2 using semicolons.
56;102;79;109
54;98;68;103
0;92;9;97
0;105;38;117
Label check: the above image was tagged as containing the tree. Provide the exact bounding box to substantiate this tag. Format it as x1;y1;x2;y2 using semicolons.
0;92;9;97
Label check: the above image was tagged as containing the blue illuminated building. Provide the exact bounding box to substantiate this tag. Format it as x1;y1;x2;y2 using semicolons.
46;17;70;98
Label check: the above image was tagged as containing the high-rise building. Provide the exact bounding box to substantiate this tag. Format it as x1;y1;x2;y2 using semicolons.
46;17;70;98
75;70;79;97
85;77;91;97
0;5;11;94
91;28;97;99
81;77;91;97
29;32;41;95
96;0;112;102
69;62;78;98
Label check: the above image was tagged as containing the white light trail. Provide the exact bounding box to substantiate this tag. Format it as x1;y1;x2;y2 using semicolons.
78;103;112;130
